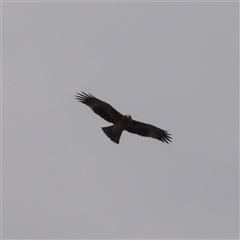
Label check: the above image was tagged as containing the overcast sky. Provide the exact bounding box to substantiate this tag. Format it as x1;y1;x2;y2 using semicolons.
2;1;239;239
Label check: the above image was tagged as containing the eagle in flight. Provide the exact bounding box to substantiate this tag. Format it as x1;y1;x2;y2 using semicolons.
75;92;172;144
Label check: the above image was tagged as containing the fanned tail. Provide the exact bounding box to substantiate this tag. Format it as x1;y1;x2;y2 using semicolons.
102;125;122;144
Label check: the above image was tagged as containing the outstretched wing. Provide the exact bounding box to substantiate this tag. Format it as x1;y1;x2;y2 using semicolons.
126;120;172;144
75;92;123;123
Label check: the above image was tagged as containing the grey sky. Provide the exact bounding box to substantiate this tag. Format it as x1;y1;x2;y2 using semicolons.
2;1;239;239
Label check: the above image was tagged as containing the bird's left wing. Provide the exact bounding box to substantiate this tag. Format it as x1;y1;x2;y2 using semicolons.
75;92;123;123
126;120;172;143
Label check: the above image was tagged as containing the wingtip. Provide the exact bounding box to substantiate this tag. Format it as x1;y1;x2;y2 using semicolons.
75;91;96;103
163;131;172;144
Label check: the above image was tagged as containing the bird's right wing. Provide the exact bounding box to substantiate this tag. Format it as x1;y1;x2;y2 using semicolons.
75;92;123;123
126;120;172;143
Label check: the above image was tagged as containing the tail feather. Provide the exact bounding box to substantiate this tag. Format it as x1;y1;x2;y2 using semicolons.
102;125;122;144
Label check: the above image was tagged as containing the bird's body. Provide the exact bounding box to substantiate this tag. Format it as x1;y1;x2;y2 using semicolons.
75;92;172;144
102;115;132;144
114;115;133;132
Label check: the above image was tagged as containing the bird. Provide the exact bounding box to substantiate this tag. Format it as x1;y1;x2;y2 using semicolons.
75;91;172;144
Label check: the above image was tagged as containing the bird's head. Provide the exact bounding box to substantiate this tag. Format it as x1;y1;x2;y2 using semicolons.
125;114;132;120
122;114;133;127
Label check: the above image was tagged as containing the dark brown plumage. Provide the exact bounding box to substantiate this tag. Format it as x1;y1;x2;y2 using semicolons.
75;92;172;144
